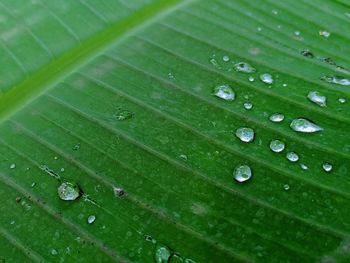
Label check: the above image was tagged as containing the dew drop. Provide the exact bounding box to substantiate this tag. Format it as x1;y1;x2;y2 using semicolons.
10;163;16;169
213;85;235;101
260;73;273;84
321;76;350;86
51;249;58;256
270;140;285;153
323;163;333;172
113;107;134;121
222;55;230;62
179;154;188;161
319;30;331;38
269;113;284;123
168;72;175;80
113;186;125;197
257;27;262;32
286;152;299;162
234;62;256;73
87;215;96;224
235;127;255;142
73;144;80;151
301;49;314;58
307;91;326;107
300;163;309;170
339;97;346;104
282;83;288;87
319;57;335;65
57;182;81;201
154;245;171;263
294;31;301;36
283;184;290;191
248;76;255;82
233;165;252;183
243;102;253;110
144;234;157;244
209;58;222;69
272;9;278;15
290;118;323;133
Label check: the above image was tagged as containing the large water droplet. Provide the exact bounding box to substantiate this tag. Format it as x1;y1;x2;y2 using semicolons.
233;165;252;183
87;215;96;224
286;152;299;162
270;140;285;153
260;73;273;84
307;91;326;107
154;245;172;263
323;163;333;172
213;85;235;101
235;127;254;142
244;102;253;110
234;62;256;73
290;118;323;133
57;182;81;201
319;30;331;38
113;107;134;121
321;76;350;86
269;113;284;123
300;49;314;58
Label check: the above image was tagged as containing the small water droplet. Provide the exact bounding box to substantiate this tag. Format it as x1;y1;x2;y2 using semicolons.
323;163;333;172
270;140;285;153
73;144;80;151
154;245;171;263
269;113;284;123
144;234;157;244
51;249;58;255
179;154;188;161
113;107;134;120
319;30;331;38
319;57;335;65
233;165;252;183
283;184;290;191
248;76;255;82
321;76;350;86
272;9;278;15
222;55;230;62
235;127;255;142
339;97;346;104
60;168;65;172
243;102;253;110
301;49;314;58
290;118;323;133
168;72;175;80
260;73;273;84
57;182;81;201
10;163;16;169
213;85;235;101
307;91;327;107
31;182;36;187
300;163;309;170
209;58;222;69
113;186;125;197
234;62;256;73
87;215;96;224
257;27;262;32
282;83;288;87
286;152;299;162
54;156;58;160
294;31;301;36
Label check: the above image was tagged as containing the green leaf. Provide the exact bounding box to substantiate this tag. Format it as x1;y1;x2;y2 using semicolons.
0;0;349;262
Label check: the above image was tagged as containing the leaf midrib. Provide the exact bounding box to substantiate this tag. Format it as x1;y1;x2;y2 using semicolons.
0;0;190;122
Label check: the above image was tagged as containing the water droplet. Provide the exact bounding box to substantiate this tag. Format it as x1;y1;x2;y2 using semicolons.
301;49;314;58
290;118;323;133
60;168;65;172
286;152;299;162
300;163;309;170
243;102;253;110
321;76;350;86
57;182;81;201
113;107;134;120
10;163;16;169
282;83;288;87
222;55;230;62
234;62;256;73
339;97;346;104
144;234;157;244
209;58;222;69
319;30;331;38
213;85;235;101
87;215;96;224
73;144;80;151
168;72;175;80
257;27;262;32
154;245;172;263
179;154;188;161
51;249;58;255
235;127;254;142
31;182;36;187
113;186;125;197
270;140;285;153
319;57;335;65
294;31;301;36
272;9;278;15
248;76;255;82
260;73;273;84
233;165;252;183
269;113;284;123
307;91;327;107
54;156;58;160
323;163;333;172
283;184;290;191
